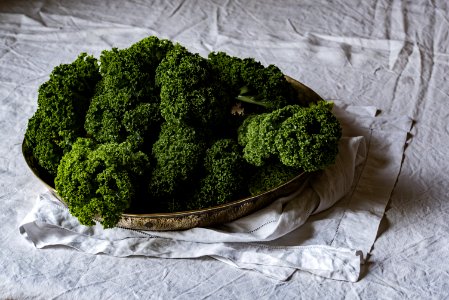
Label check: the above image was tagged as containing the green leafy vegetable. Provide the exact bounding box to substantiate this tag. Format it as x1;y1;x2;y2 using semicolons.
85;36;173;150
149;122;206;212
238;101;342;172
24;35;342;228
237;105;302;166
24;53;100;177
55;138;149;228
190;139;249;209
248;163;300;196
275;101;342;171
156;45;232;130
208;51;296;113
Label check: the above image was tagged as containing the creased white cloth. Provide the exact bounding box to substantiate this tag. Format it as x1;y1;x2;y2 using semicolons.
19;103;412;282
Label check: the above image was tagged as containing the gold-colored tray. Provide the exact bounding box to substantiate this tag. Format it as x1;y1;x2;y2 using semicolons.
23;76;322;231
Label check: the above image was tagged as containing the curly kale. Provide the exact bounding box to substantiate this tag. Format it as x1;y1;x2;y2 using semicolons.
275;101;341;171
149;123;206;212
248;163;300;196
25;35;343;228
238;60;296;111
123;102;161;149
238;101;341;172
156;45;232;129
84;36;173;149
208;51;245;96
237;105;302;166
24;53;101;177
208;51;296;113
55;138;150;228
99;36;174;96
189;139;248;209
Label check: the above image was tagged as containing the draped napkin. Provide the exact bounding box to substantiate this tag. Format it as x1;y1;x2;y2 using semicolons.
20;103;412;282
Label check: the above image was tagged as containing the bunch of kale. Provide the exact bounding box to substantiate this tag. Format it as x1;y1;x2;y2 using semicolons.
25;36;341;228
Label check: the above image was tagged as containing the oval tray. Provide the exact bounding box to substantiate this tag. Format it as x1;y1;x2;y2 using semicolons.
23;76;322;231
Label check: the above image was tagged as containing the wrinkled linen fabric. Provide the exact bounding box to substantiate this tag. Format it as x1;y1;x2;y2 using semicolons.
2;0;449;298
19;103;412;282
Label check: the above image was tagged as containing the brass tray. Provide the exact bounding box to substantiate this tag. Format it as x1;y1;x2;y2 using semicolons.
23;76;322;231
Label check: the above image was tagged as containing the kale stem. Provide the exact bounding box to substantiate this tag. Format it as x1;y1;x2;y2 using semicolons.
236;95;269;108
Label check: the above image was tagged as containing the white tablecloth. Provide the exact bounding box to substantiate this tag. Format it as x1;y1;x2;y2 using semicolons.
1;0;449;298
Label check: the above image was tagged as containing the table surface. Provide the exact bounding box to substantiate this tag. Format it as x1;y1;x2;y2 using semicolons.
1;0;448;298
